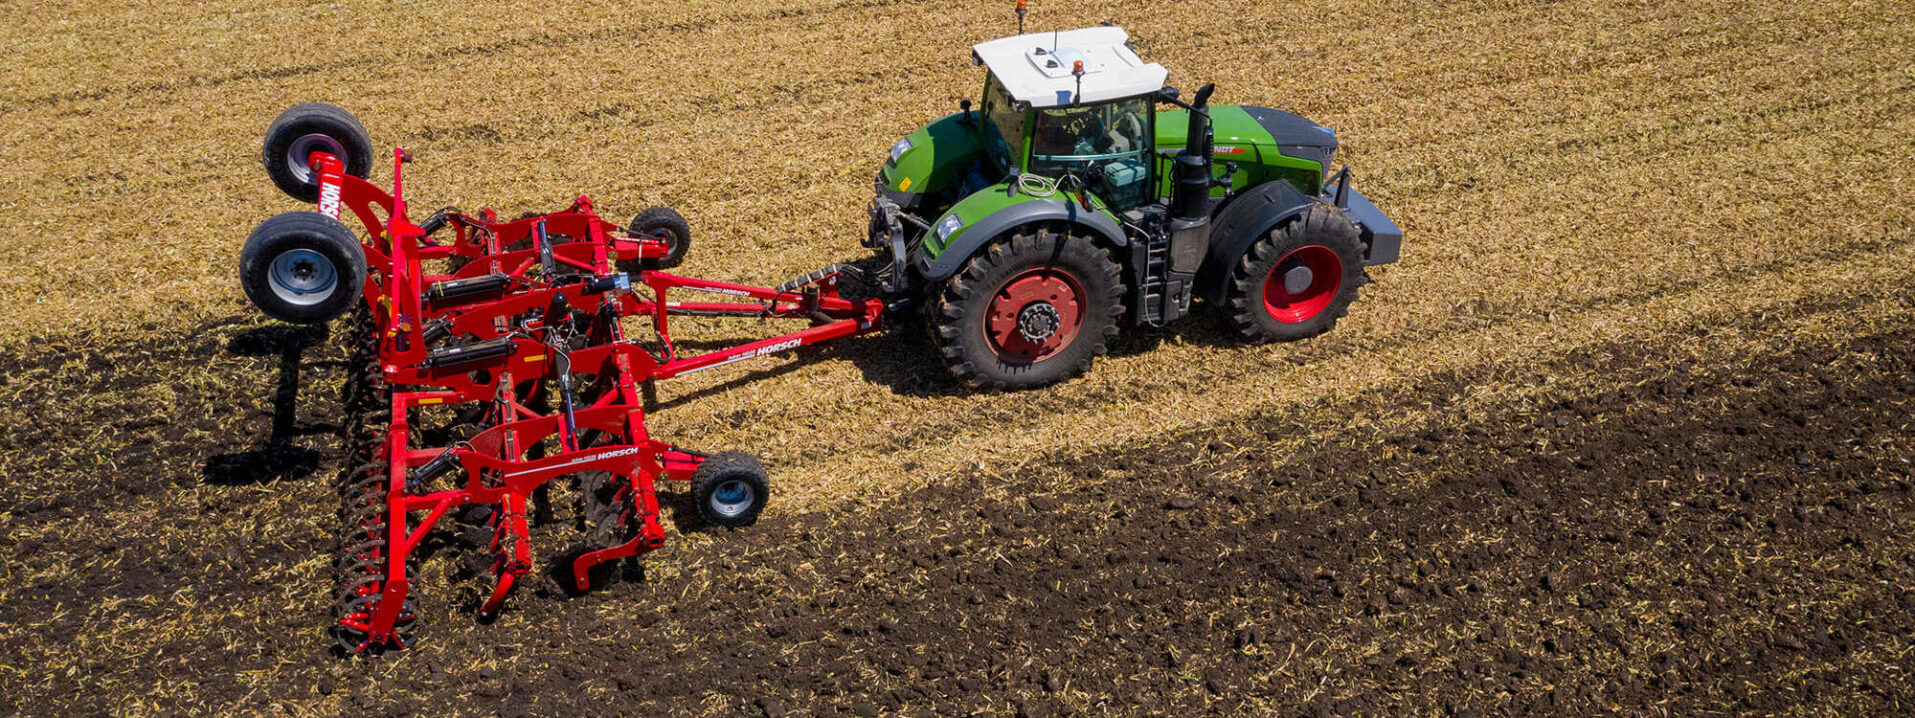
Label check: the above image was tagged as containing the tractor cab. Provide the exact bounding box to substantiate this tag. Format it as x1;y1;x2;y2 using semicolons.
972;27;1168;210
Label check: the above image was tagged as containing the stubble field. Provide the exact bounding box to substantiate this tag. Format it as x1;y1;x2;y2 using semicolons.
1;0;1912;714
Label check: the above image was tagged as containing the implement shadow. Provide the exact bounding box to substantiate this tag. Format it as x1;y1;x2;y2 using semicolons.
201;324;337;484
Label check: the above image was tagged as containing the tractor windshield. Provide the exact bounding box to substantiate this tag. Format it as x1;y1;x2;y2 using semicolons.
1029;97;1153;209
981;74;1025;172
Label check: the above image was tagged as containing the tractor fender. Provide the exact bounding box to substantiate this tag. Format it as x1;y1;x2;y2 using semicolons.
1197;181;1318;303
920;198;1129;281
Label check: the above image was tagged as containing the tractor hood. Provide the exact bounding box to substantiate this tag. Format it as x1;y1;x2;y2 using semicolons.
1241;106;1339;148
878;112;986;206
1157;104;1339;190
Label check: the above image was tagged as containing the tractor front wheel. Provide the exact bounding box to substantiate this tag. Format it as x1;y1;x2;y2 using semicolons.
930;228;1124;390
1224;203;1366;342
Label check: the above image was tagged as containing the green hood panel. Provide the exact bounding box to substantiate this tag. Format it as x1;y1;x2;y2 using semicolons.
879;112;986;197
1156;105;1329;194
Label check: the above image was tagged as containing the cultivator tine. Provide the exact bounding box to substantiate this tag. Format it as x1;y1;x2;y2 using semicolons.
478;492;533;620
569;469;666;592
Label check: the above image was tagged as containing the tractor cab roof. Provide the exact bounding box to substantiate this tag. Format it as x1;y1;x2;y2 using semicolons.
971;27;1169;108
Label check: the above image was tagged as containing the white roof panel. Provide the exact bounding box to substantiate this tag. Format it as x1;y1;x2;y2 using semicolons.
972;27;1169;108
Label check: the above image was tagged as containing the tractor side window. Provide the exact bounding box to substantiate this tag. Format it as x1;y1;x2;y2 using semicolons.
982;77;1025;171
1029;98;1152;209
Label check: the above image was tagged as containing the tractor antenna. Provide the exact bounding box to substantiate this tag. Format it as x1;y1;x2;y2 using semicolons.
1016;0;1027;34
1072;60;1085;104
1054;28;1060;52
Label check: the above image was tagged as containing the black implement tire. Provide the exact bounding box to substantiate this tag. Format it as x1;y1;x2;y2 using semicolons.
240;211;367;324
1224;203;1366;342
616;206;691;273
929;227;1124;390
690;452;769;529
263;103;373;202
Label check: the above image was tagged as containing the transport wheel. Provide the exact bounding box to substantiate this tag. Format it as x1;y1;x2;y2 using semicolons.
691;452;769;529
1224;202;1366;342
930;227;1124;390
240;211;367;324
262;103;372;202
617;206;692;273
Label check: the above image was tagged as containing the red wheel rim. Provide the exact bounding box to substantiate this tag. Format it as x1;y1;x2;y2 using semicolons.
984;268;1085;365
1262;246;1343;323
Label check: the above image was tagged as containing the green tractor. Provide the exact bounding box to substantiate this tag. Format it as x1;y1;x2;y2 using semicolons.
863;26;1400;390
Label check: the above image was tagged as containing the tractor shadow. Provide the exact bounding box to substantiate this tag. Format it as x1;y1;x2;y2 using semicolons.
201;324;341;485
828;306;1251;394
645;327;965;410
833;322;970;398
1104;306;1248;358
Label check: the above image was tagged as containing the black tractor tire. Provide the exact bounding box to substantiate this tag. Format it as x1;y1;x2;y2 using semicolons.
616;206;691;273
929;227;1124;390
263;103;372;203
240;211;367;324
690;452;769;529
1224;202;1367;342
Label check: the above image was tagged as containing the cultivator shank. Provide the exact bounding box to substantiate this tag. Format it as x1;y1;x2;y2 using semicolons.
251;129;882;654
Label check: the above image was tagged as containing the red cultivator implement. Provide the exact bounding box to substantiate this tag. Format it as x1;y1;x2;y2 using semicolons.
242;104;884;654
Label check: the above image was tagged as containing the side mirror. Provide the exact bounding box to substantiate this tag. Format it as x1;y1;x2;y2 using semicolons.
1158;86;1180;103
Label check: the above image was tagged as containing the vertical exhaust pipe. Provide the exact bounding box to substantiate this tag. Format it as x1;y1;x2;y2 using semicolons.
1171;83;1217;224
1156;83;1218;325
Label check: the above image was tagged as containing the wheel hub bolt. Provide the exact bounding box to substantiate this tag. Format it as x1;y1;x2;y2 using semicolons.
1283;265;1315;294
1017;302;1061;342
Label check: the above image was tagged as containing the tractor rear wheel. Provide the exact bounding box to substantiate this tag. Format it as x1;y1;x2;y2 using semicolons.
930;228;1124;390
262;103;372;203
240;211;367;324
617;206;691;273
1224;203;1366;342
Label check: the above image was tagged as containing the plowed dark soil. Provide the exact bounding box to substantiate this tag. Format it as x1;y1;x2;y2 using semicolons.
3;292;1910;715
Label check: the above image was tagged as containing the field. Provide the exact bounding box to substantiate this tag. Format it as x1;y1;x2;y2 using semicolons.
3;0;1913;713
